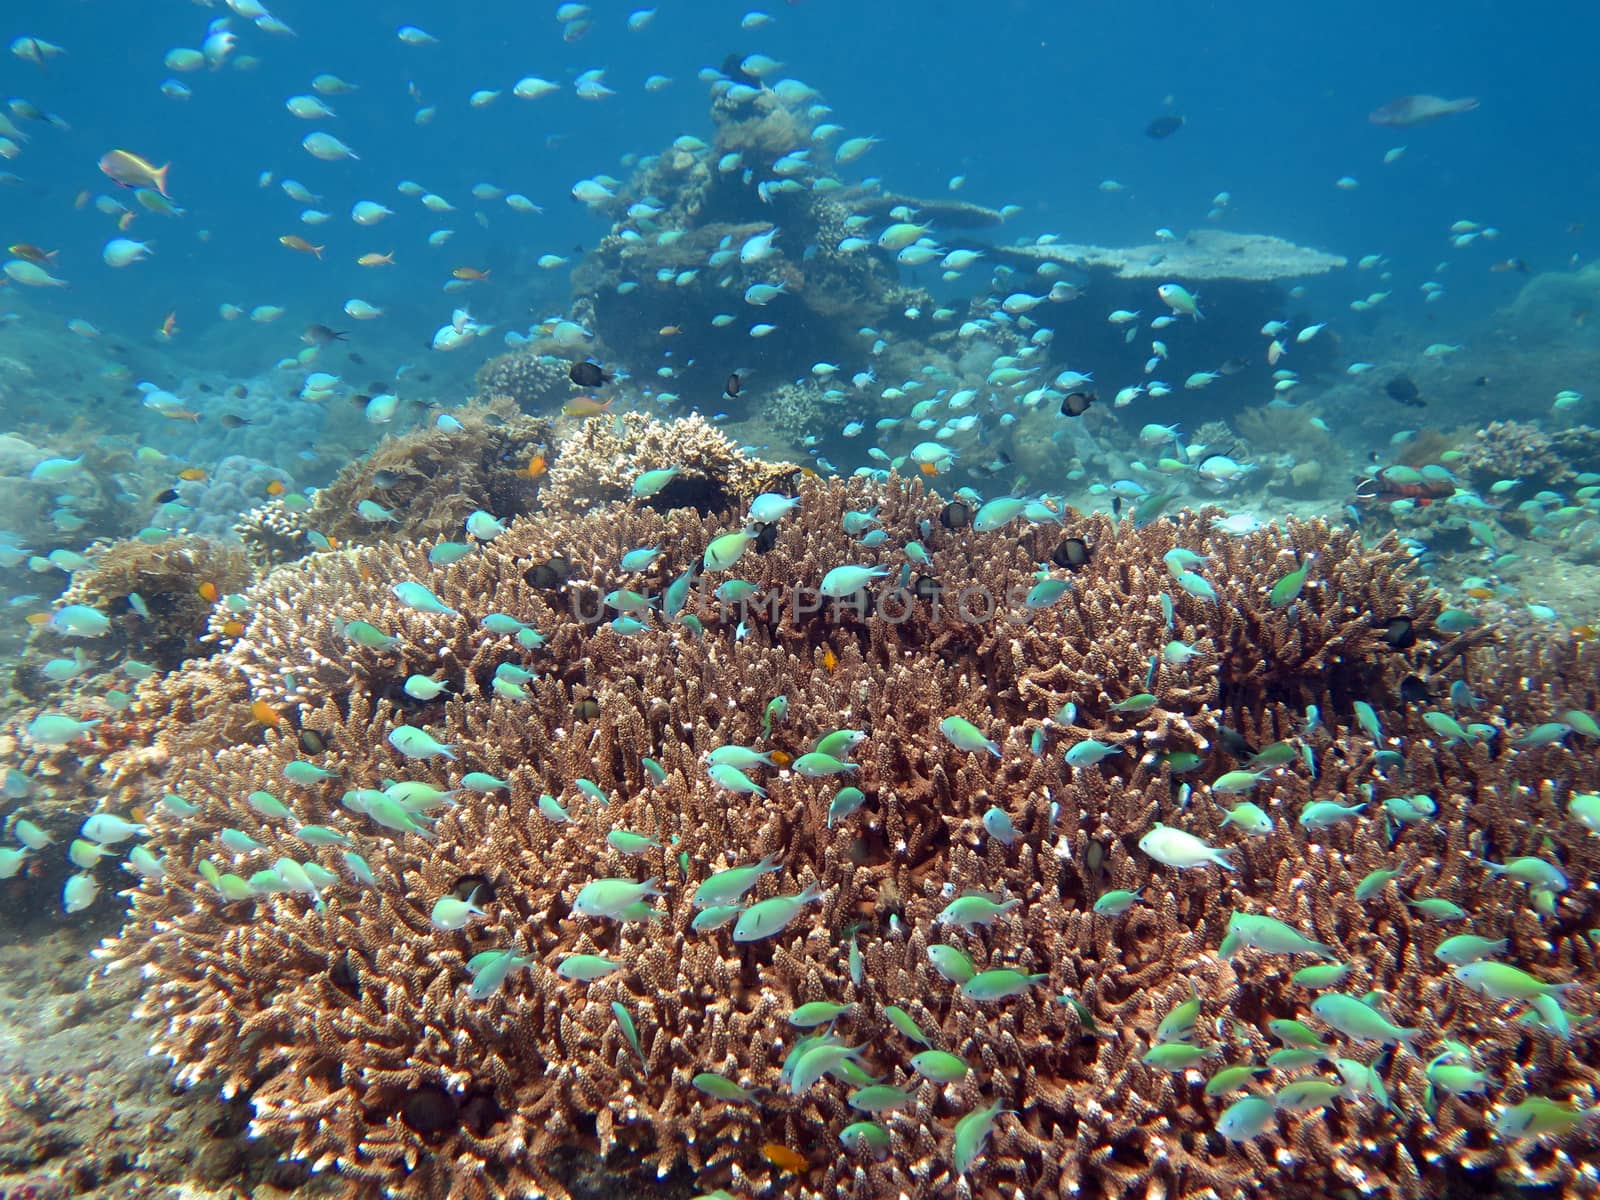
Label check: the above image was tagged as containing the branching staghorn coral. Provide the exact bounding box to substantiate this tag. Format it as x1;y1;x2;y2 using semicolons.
92;471;1599;1200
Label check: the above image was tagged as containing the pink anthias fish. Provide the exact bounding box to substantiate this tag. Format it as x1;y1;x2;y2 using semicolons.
1368;94;1480;127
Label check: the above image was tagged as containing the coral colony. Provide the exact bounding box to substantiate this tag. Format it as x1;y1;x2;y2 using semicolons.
0;413;1589;1200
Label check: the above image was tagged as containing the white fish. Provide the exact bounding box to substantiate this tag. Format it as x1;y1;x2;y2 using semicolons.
302;131;357;161
740;226;778;263
102;238;151;267
1139;823;1235;870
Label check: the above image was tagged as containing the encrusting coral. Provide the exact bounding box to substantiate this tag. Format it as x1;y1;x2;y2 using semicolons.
89;465;1599;1200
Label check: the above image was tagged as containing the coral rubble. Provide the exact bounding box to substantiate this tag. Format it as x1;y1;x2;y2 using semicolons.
89;461;1598;1200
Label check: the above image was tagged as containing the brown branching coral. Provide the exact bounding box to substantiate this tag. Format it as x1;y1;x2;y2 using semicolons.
1462;419;1600;491
96;474;1599;1200
540;410;800;516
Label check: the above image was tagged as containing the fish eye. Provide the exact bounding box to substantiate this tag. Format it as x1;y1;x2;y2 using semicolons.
939;881;955;897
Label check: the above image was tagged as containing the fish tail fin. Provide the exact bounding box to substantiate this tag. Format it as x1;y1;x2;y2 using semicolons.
154;164;171;197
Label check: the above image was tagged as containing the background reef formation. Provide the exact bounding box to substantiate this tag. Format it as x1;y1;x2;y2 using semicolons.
93;463;1598;1200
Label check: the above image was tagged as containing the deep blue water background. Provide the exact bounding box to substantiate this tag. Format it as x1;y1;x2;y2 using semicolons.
1;0;1596;377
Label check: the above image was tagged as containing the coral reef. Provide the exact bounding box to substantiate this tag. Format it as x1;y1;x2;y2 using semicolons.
166;454;296;540
89;465;1599;1200
11;535;252;699
564;88;934;417
1231;403;1347;497
297;397;553;552
1463;420;1600;492
474;351;575;415
1504;259;1600;348
539;411;801;515
234;498;315;572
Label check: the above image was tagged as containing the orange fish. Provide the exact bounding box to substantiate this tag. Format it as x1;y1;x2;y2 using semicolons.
761;1143;807;1174
7;243;56;266
358;251;395;267
821;647;838;672
1571;625;1596;641
918;462;938;476
265;480;286;496
524;451;548;479
159;310;180;339
280;235;324;259
658;325;682;337
221;619;246;637
25;612;51;625
769;750;792;767
198;581;220;602
562;396;613;417
1464;587;1495;601
117;211;136;232
178;467;207;481
99;149;172;198
453;266;490;281
249;698;281;726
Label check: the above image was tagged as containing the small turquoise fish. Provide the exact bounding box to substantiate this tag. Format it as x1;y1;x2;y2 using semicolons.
392;581;458;615
960;968;1048;1001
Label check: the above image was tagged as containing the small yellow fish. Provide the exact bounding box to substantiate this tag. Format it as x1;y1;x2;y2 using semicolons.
279;235;324;259
99;148;171;197
1465;587;1495;600
453;266;490;280
249;698;281;726
821;647;838;672
221;619;246;637
563;396;613;417
761;1143;807;1174
658;325;682;337
358;251;394;266
177;467;207;481
7;243;56;266
197;581;219;602
265;479;286;496
525;450;548;479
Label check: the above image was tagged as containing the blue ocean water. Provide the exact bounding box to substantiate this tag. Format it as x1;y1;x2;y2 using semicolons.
3;0;1593;385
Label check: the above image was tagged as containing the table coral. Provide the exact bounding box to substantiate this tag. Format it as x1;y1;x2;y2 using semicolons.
90;472;1598;1200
